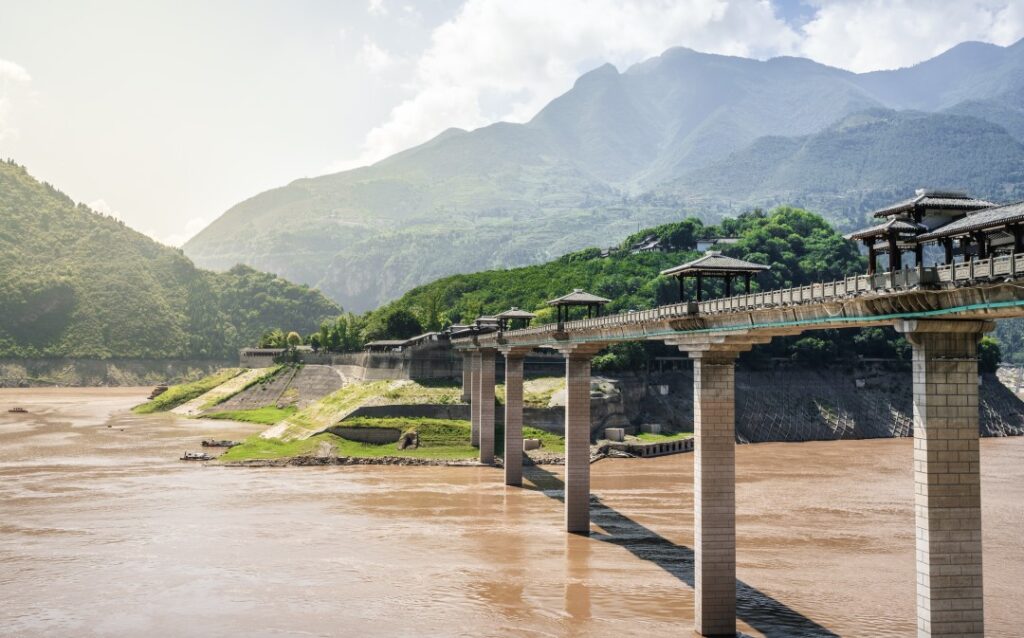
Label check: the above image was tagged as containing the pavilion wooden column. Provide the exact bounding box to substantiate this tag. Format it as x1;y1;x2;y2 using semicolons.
974;232;988;259
896;319;991;638
501;349;527;486
888;232;900;272
470;351;481;448
943;239;954;265
477;349;496;464
689;349;741;637
867;242;878;275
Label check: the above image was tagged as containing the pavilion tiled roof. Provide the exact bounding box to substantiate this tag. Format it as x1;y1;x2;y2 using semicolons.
547;289;611;306
496;307;537;320
870;189;995;218
845;217;926;241
660;251;770;277
916;201;1024;241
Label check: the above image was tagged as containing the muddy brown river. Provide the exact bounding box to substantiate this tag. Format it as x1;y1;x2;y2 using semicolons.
1;387;1021;637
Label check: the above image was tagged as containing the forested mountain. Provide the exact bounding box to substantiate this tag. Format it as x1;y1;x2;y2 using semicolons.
660;109;1024;230
183;38;1024;312
0;161;340;359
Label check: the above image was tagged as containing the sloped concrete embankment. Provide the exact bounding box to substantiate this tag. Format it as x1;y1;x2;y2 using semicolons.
172;367;275;416
211;365;344;412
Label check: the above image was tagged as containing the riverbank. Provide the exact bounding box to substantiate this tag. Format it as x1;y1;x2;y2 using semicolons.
1;387;1021;637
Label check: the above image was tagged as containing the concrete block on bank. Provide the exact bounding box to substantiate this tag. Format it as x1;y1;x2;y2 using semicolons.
523;438;542;451
641;423;662;434
604;428;625;442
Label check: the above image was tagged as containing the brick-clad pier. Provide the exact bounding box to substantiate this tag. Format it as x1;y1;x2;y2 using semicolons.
899;320;988;638
691;351;739;637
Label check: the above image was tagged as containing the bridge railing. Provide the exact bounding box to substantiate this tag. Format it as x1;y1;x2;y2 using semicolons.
462;254;1023;344
935;252;1024;283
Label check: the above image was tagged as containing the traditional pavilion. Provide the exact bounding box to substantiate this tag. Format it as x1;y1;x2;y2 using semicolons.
916;200;1024;260
660;251;769;302
474;315;501;331
547;289;610;329
496;307;536;331
845;189;995;273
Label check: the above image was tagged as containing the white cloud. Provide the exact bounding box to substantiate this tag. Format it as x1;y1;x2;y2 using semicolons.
91;197;207;246
341;0;800;169
358;36;401;73
88;198;121;218
368;0;388;17
799;0;1024;72
0;58;32;143
0;59;31;83
156;217;212;248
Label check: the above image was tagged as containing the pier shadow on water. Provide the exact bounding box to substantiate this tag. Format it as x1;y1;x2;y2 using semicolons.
523;465;840;638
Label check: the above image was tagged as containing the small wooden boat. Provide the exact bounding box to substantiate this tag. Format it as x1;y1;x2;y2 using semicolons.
201;439;239;448
180;451;212;461
7;407;27;413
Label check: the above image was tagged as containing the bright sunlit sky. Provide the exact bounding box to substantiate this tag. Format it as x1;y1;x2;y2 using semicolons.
1;0;1023;246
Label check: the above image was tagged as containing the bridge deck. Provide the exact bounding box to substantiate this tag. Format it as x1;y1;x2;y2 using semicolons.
454;252;1024;350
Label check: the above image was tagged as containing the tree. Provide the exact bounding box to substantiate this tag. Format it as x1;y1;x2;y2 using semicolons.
979;336;1002;373
385;309;423;340
258;328;286;348
286;331;302;347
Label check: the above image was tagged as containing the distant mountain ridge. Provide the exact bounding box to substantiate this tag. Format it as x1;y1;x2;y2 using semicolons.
184;37;1024;311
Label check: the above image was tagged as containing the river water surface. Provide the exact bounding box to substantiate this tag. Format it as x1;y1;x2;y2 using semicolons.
1;387;1021;637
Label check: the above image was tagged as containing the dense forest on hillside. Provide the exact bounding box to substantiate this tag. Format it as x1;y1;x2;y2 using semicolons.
316;207;928;367
372;207;861;324
0;161;340;359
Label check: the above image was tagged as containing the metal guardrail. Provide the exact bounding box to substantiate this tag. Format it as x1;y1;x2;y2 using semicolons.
456;254;1023;343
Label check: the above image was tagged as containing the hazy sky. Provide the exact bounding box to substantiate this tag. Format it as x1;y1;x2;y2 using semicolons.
2;0;1023;246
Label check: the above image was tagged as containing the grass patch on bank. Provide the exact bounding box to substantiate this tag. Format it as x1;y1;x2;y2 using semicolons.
378;379;462;404
495;376;564;407
132;368;243;414
204;405;298;425
221;415;566;462
635;432;692;442
218;433;331;461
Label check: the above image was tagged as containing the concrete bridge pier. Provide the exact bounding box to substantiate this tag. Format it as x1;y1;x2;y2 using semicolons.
461;352;472;402
500;347;531;486
476;349;497;465
469;350;481;448
690;349;740;637
669;333;770;638
897;319;992;638
557;343;606;534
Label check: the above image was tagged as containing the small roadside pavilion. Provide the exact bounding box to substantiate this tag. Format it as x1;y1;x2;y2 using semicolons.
496;307;536;331
547;289;610;329
660;251;769;302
